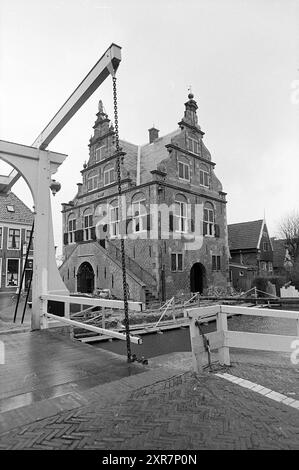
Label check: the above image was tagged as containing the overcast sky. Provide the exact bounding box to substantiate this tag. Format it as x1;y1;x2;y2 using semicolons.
0;0;298;255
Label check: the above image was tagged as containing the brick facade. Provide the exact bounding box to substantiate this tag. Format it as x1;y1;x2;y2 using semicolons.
0;192;33;293
60;94;229;302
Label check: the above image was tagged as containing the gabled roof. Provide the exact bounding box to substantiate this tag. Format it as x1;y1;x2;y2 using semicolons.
0;191;33;225
228;219;264;251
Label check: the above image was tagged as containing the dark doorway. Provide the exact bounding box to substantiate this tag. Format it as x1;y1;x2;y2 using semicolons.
190;262;206;293
77;262;95;294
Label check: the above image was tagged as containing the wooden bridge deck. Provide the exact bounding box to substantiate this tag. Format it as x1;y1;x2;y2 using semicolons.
0;329;145;414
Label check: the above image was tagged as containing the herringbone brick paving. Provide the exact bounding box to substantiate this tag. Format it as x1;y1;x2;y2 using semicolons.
0;370;298;450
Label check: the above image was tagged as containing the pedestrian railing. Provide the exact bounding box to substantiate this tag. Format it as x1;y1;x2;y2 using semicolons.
40;293;143;344
186;305;299;373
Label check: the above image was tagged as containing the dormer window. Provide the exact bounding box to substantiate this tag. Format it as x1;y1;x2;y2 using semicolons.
7;205;15;212
187;137;200;155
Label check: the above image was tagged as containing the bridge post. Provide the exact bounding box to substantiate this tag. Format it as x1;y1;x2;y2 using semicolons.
189;316;205;373
216;307;230;365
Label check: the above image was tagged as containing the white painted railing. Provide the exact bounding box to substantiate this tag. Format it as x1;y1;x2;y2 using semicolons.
186;305;299;373
40;294;143;344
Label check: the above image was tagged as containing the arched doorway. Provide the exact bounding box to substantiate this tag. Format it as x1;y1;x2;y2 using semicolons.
190;262;206;294
77;262;95;294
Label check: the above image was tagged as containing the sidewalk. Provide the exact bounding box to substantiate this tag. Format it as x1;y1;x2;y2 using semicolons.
0;330;298;449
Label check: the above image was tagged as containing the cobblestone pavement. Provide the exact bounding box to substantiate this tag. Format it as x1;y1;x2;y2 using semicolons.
0;367;298;450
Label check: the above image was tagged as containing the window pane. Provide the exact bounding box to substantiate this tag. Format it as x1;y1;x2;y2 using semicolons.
200;171;203;185
8;229;20;249
185;165;189;180
7;259;19;286
217;256;221;270
204;209;208;222
171;254;177;271
203;222;208;235
204;173;209;187
178;163;184;178
178;254;183;271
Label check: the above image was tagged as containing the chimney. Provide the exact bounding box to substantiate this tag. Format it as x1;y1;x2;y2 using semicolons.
77;183;83;196
148;126;159;143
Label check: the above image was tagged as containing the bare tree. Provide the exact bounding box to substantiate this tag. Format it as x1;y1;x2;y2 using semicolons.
279;211;299;268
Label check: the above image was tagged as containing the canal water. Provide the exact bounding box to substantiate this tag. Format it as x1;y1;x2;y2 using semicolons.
93;308;298;359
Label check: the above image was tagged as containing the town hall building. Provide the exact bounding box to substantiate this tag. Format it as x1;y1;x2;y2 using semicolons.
60;93;229;303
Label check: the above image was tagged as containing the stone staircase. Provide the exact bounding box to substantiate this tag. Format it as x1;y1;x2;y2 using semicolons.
96;239;159;305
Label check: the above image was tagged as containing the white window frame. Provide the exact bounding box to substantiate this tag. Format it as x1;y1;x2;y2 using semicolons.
83;213;93;241
178;161;190;181
261;261;267;271
263;241;269;251
68;219;76;244
87;172;98;192
268;261;273;272
175;200;188;233
95;145;105;162
104;167;115;186
132;199;147;233
203;206;215;237
7;228;21;250
187;137;200;155
110;206;120;238
171;252;183;272
199;170;209;188
6;258;20;288
212;255;221;271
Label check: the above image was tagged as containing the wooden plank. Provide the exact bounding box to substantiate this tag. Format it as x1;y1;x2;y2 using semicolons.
186;305;221;318
221;305;299;320
45;313;142;344
32;44;121;149
41;294;142;312
193;331;224;353
225;331;299;353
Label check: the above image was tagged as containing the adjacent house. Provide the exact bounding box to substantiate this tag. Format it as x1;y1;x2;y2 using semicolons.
0;191;33;293
228;219;273;291
60;93;230;303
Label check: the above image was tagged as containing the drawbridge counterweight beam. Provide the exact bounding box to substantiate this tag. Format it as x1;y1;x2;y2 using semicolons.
33;43;121;150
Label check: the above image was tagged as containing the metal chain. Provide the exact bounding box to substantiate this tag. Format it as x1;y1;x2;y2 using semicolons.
112;75;132;362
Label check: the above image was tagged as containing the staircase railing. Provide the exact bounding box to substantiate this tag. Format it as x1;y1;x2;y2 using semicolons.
99;239;157;290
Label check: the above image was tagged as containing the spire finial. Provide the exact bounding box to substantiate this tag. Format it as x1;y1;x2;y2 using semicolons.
188;85;194;100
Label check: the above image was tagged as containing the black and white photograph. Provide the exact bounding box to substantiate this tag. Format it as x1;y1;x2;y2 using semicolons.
0;0;298;455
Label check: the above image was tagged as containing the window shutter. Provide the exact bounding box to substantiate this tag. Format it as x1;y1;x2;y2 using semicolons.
90;226;96;240
147;214;151;231
169;213;174;232
214;224;220;238
74;229;84;242
126;217;133;235
191;219;195;233
63;233;69;245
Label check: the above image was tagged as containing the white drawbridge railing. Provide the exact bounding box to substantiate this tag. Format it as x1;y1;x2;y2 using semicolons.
186;305;299;372
40;294;143;344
